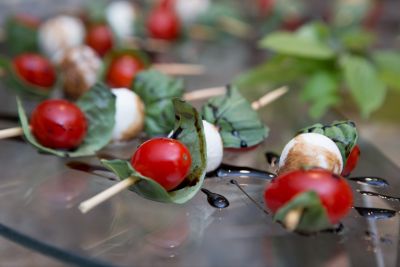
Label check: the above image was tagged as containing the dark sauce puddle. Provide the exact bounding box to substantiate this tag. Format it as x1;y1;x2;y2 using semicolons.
201;188;229;209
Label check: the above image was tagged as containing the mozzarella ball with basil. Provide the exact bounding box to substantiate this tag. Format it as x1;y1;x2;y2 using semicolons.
278;133;343;175
202;120;223;172
39;15;85;59
58;45;102;99
106;1;136;41
175;0;210;24
111;88;145;142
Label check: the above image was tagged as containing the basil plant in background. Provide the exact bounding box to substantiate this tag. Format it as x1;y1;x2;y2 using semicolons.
235;21;400;119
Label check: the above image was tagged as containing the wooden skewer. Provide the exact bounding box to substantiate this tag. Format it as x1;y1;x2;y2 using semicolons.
78;86;289;213
183;86;226;101
0;126;23;139
153;63;206;76
283;207;303;231
218;16;253;38
252;86;288;110
79;178;138;214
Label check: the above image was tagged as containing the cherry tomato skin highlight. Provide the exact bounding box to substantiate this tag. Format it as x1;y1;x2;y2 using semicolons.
31;100;88;149
13;53;56;88
264;169;353;224
130;138;192;191
147;0;180;41
106;54;145;88
342;145;360;177
85;24;114;57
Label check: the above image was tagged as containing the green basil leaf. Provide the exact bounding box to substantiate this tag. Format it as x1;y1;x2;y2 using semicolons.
0;57;52;99
340;54;387;118
297;120;358;164
17;82;116;157
202;85;268;148
274;191;332;233
5;16;39;55
132;70;184;136
101;99;207;203
301;71;340;119
372;51;400;92
259;32;335;59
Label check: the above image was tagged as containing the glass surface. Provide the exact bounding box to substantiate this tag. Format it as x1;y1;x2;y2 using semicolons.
0;2;399;267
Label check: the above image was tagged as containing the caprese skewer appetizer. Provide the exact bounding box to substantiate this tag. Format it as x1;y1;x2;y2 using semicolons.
78;86;288;213
79;99;207;213
14;82;116;157
0;52;57;98
264;120;359;232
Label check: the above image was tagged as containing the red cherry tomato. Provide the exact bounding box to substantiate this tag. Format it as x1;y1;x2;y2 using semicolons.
30;100;88;149
147;0;180;41
264;169;353;224
106;54;145;88
342;145;360;177
85;24;114;57
258;0;275;16
282;16;305;31
363;0;384;29
130;138;192;191
14;13;40;28
13;53;56;88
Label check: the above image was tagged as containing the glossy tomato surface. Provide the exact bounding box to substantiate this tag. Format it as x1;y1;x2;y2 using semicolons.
31;100;88;149
13;53;56;88
130;138;192;191
106;54;145;88
86;24;114;57
342;145;360;177
264;169;353;224
147;0;180;40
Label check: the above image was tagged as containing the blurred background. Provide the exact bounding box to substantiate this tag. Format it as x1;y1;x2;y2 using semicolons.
0;0;398;167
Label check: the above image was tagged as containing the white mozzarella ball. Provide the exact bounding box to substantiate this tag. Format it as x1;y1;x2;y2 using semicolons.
202;120;223;172
278;133;343;175
111;88;145;142
106;1;136;40
175;0;210;24
39;15;85;59
57;45;102;99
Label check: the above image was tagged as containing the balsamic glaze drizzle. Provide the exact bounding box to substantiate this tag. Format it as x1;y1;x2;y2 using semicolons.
230;179;269;215
201;188;229;209
357;190;400;202
349;176;389;187
264;152;280;166
207;163;276;180
354;207;396;219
